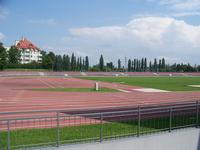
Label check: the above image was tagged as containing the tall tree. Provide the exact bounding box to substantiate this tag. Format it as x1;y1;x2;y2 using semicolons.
128;59;131;72
99;54;104;71
141;58;144;71
144;58;147;71
53;55;63;71
71;53;76;71
161;58;165;71
62;55;67;71
149;61;152;72
136;59;139;71
158;59;162;72
85;56;89;71
0;43;7;70
77;57;80;71
80;57;82;71
8;46;21;64
133;59;136;71
48;52;56;70
118;59;121;70
66;55;70;71
153;58;158;72
82;58;85;71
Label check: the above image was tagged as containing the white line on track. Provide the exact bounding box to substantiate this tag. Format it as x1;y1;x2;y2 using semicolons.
37;78;55;88
118;89;131;93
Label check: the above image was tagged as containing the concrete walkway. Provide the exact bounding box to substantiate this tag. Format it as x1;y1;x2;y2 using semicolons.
36;128;200;150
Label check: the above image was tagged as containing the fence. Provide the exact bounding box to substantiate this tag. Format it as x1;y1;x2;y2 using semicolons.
0;100;199;150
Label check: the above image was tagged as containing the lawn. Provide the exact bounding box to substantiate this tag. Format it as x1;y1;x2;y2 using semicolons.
80;76;200;91
1;114;196;150
31;87;118;92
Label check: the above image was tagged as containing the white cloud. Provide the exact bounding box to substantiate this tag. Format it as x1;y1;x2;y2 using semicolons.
149;0;200;11
61;17;200;64
0;32;5;41
27;18;56;25
172;0;200;11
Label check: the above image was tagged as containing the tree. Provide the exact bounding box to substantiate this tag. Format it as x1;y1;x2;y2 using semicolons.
161;58;165;71
80;57;82;71
133;59;136;71
71;53;76;71
118;59;121;70
42;51;55;70
136;59;139;71
149;61;152;72
85;56;89;71
128;59;131;72
141;58;144;71
66;55;71;71
106;62;114;71
158;59;162;72
8;46;21;64
99;54;104;71
144;58;147;71
153;58;158;72
0;43;7;70
53;55;63;71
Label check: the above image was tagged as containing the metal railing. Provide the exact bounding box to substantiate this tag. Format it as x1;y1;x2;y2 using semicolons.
0;100;199;150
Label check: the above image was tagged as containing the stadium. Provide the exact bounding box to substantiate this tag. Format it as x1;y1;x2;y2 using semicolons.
1;71;200;150
1;0;200;150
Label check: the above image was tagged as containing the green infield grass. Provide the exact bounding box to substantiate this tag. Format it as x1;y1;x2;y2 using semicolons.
80;76;200;91
1;114;196;149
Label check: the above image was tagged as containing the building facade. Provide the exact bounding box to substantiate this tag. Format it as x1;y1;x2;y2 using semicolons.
15;38;42;64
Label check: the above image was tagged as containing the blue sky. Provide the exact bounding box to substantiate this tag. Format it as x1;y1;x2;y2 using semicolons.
1;0;200;65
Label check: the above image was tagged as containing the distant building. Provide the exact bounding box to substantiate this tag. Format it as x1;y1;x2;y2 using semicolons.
15;37;42;64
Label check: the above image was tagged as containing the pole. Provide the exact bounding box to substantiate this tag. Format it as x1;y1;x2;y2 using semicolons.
137;106;141;137
196;101;199;127
100;114;103;143
56;112;60;147
0;126;2;150
7;120;10;150
169;107;172;132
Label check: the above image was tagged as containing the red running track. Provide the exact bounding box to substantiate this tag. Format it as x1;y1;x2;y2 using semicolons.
0;76;200;119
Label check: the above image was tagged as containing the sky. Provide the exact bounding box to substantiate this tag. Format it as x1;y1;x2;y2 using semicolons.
1;0;200;65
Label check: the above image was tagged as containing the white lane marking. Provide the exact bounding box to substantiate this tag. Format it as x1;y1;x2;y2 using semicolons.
38;72;45;76
188;85;200;88
37;78;55;88
133;88;170;93
118;89;131;93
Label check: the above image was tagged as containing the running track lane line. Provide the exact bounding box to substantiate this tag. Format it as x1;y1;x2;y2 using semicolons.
37;78;55;88
118;89;131;93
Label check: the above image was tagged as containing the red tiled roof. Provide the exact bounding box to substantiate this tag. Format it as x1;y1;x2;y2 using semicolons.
15;38;40;51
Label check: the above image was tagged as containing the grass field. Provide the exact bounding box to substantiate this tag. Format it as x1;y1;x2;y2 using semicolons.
31;87;118;92
80;76;200;91
1;114;196;149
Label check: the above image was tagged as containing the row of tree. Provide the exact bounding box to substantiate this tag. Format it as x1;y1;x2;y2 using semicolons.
42;52;89;71
98;55;200;72
0;43;22;70
0;42;200;72
0;43;90;71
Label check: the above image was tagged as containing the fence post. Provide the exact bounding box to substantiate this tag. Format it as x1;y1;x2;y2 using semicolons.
169;107;173;132
7;120;10;150
137;106;141;137
196;101;199;128
100;113;103;143
0;126;1;150
56;112;60;147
